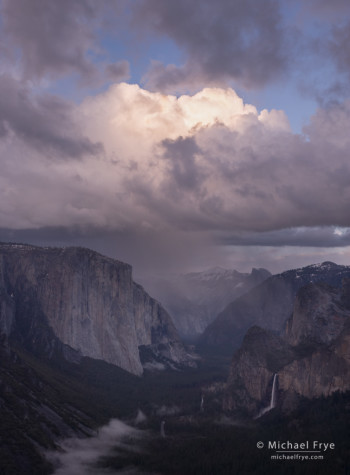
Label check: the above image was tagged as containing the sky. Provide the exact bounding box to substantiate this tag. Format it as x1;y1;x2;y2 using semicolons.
1;0;350;277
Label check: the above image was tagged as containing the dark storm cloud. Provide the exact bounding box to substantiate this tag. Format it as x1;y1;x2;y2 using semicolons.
0;225;219;276
220;227;350;248
3;79;350;240
292;0;350;103
301;0;350;16
0;0;104;82
133;0;287;90
142;62;201;94
0;74;102;158
3;78;350;273
161;137;204;191
329;20;350;78
105;60;130;82
147;102;350;234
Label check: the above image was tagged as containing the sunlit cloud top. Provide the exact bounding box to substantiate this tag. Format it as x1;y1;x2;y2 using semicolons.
1;0;350;274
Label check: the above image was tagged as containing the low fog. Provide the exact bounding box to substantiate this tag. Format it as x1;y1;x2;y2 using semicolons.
47;419;146;475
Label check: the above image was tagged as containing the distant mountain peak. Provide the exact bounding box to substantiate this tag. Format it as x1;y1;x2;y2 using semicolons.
307;261;338;269
205;266;229;273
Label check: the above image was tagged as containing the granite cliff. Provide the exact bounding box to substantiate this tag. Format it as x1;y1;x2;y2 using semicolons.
0;243;191;375
199;261;350;355
223;280;350;415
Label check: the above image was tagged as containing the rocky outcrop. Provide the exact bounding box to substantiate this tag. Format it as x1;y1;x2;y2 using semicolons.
199;261;350;355
285;282;350;346
224;280;350;415
0;243;191;375
223;327;295;414
139;267;271;340
132;282;189;366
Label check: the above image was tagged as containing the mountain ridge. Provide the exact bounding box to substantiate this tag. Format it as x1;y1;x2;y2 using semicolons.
199;261;350;355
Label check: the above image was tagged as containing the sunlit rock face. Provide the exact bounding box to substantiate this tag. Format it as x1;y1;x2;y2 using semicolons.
224;280;350;415
0;243;190;375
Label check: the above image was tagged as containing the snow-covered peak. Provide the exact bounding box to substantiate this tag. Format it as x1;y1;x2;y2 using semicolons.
185;266;244;282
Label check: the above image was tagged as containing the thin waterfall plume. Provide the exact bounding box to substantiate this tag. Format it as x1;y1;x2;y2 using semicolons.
255;373;278;418
270;373;278;409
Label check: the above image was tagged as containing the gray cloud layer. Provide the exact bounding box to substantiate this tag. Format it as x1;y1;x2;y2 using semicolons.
221;227;350;248
0;74;102;158
1;0;350;96
134;0;350;100
134;0;286;91
152;110;350;233
1;81;349;236
1;0;101;82
1;2;350;273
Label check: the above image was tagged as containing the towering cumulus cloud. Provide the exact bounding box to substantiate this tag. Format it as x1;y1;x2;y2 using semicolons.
1;0;350;272
0;83;290;231
1;80;350;248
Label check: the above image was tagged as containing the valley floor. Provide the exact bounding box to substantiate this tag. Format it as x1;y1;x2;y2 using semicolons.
1;345;350;475
88;391;350;475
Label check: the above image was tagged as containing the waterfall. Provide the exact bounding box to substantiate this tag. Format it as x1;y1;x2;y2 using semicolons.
270;373;277;409
255;373;278;418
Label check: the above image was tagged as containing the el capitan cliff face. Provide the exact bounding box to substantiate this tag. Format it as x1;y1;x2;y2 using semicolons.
0;243;190;375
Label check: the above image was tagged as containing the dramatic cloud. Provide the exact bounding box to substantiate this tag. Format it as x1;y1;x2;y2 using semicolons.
0;74;102;158
301;0;350;17
329;20;350;80
133;0;287;91
105;60;130;82
0;0;104;82
1;82;350;244
292;1;350;103
0;1;350;275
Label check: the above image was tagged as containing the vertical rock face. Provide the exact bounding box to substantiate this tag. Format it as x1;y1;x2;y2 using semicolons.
224;280;350;415
223;327;294;414
285;283;350;346
0;244;190;376
0;254;16;336
277;348;349;400
132;282;189;365
199;262;350;355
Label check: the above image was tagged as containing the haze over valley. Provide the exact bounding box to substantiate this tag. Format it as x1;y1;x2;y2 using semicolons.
2;0;350;473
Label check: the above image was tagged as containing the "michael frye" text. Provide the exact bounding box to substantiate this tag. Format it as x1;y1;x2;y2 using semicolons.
268;441;335;451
